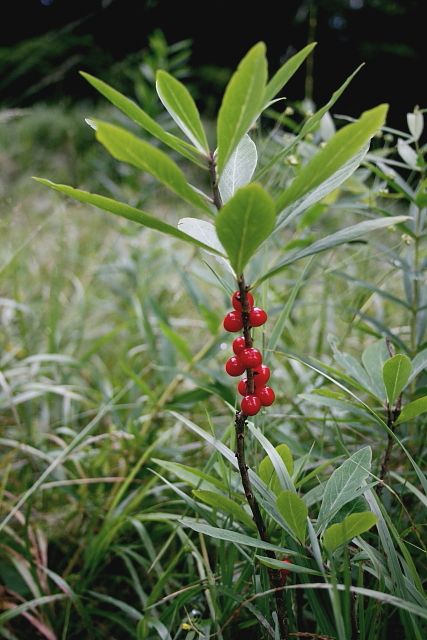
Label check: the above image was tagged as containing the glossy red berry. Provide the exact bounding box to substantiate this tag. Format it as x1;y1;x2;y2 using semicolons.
239;347;262;368
232;290;254;311
241;395;261;416
249;307;267;327
253;365;270;385
238;379;248;396
232;336;246;355
223;311;243;332
225;356;246;377
257;386;275;406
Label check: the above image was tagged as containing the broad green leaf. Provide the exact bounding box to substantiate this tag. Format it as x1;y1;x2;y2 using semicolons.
383;354;412;405
323;511;378;553
256;555;323;576
264;42;316;105
258;443;294;495
218;134;257;203
177;218;226;256
33;179;223;254
93;120;211;213
317;447;372;531
276;104;388;213
217;42;267;174
276;490;308;543
193;490;255;529
80;71;206;168
362;339;389;400
395;396;427;424
179;519;294;554
215;184;275;275
256;216;408;285
156;70;209;153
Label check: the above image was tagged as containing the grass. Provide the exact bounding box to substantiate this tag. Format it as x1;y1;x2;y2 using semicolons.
0;103;426;639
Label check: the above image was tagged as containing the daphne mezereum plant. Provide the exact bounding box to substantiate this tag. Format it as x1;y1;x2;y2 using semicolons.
35;42;425;638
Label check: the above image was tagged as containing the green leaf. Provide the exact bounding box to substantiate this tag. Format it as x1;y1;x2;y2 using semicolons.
156;70;209;153
179;519;294;554
217;42;267;174
395;396;427;424
256;216;408;285
33;179;223;255
264;42;316;105
93;120;211;213
323;511;378;553
158;321;193;362
408;346;427;383
193;490;255;530
152;459;226;493
215;184;275;275
258;443;294;495
362;339;389;400
383;354;412;405
317;447;372;531
177;218;226;257
218;134;257;203
276;490;308;543
80;71;206;167
256;555;323;576
276;104;388;212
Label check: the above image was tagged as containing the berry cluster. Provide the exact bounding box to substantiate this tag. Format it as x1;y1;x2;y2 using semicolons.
223;290;275;416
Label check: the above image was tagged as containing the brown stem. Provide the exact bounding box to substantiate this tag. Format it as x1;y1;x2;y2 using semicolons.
376;398;401;496
235;277;288;639
208;153;288;637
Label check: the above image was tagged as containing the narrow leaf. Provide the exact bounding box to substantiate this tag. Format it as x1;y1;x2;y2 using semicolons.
317;447;372;531
156;70;209;153
395;396;427;424
408;347;427;383
215;184;275;275
218;134;257;202
277;490;308;543
276;104;388;212
383;354;412;405
323;511;378;553
362;339;389;400
193;490;256;529
264;43;316;105
179;519;293;553
177;218;225;255
256;555;323;576
80;71;206;167
33;179;223;254
217;42;267;174
257;216;408;285
93;120;211;213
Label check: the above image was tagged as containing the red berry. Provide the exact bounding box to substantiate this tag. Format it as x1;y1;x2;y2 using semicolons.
232;290;254;311
257;386;275;406
239;347;262;368
280;559;291;584
253;365;270;385
225;356;246;377
241;395;261;416
232;336;246;354
249;307;267;327
223;311;243;332
238;379;248;396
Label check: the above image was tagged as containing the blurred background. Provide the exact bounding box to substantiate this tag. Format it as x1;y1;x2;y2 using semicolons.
0;0;424;127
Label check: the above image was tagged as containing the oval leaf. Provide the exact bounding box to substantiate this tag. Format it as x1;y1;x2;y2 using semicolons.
215;183;275;275
93;120;211;213
217;42;267;174
276;104;389;213
258;444;294;495
317;446;372;532
323;511;378;553
218;134;257;203
395;396;427;425
383;354;412;405
156;70;209;153
277;490;308;543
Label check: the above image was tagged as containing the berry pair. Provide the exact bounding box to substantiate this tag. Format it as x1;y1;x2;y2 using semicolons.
223;291;267;332
223;290;275;416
